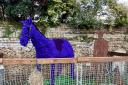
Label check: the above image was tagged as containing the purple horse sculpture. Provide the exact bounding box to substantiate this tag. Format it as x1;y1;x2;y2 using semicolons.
20;18;75;85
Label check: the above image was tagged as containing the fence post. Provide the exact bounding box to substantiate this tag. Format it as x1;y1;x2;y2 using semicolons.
80;63;83;85
76;63;83;85
0;58;2;64
76;63;79;85
0;53;4;85
0;53;3;64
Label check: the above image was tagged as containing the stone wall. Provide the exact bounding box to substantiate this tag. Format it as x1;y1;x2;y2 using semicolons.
0;25;127;58
45;26;128;57
0;28;35;58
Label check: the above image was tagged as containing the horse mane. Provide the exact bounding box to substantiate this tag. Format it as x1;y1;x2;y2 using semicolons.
31;23;47;38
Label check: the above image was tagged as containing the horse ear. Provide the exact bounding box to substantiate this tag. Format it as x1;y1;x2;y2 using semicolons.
20;21;24;24
28;17;33;23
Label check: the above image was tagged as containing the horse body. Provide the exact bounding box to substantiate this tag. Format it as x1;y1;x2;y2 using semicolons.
36;38;74;58
28;24;74;58
20;18;74;85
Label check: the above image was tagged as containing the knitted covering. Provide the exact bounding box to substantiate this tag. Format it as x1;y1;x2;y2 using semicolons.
20;18;74;85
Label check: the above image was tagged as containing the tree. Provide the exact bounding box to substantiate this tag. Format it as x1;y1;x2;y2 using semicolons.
67;0;104;29
67;0;128;29
38;0;77;27
4;0;32;21
1;0;48;21
107;0;128;27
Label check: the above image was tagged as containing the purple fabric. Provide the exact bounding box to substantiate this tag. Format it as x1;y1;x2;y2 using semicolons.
20;18;75;85
53;38;63;51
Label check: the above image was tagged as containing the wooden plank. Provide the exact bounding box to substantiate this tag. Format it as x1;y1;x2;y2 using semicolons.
77;56;128;63
0;56;128;65
2;58;76;65
38;58;76;64
108;51;128;56
0;58;2;64
3;58;36;65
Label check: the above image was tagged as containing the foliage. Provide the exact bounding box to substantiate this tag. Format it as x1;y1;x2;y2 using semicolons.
66;0;128;29
66;0;104;29
35;22;47;34
38;0;76;27
43;75;96;85
107;0;128;27
0;20;21;38
0;0;128;30
4;0;32;20
44;75;75;85
2;25;14;38
1;0;47;21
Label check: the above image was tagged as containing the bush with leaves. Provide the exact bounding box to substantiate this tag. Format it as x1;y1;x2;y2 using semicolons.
107;0;128;27
4;0;32;20
66;0;104;29
2;25;14;38
38;0;76;27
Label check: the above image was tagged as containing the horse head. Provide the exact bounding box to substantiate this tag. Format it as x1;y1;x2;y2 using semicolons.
20;18;32;27
20;18;33;46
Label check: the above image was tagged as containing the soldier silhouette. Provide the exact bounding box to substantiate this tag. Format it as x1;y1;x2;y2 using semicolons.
93;30;108;84
93;30;124;85
93;30;108;57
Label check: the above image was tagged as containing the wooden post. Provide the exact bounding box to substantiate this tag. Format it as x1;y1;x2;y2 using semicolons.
0;53;3;64
0;53;4;85
0;58;2;64
93;30;108;84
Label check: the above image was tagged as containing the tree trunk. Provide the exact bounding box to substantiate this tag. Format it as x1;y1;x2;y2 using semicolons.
1;4;5;20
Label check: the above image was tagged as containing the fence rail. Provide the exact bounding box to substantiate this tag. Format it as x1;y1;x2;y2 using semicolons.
0;56;128;64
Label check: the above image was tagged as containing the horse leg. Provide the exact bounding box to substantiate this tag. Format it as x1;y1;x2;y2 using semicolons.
70;63;75;79
50;64;55;85
57;63;62;76
36;64;41;72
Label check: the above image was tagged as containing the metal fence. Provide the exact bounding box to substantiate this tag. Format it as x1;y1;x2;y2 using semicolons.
0;57;128;85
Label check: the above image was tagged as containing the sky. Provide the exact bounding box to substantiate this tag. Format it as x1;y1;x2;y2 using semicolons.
116;0;128;8
76;0;128;8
